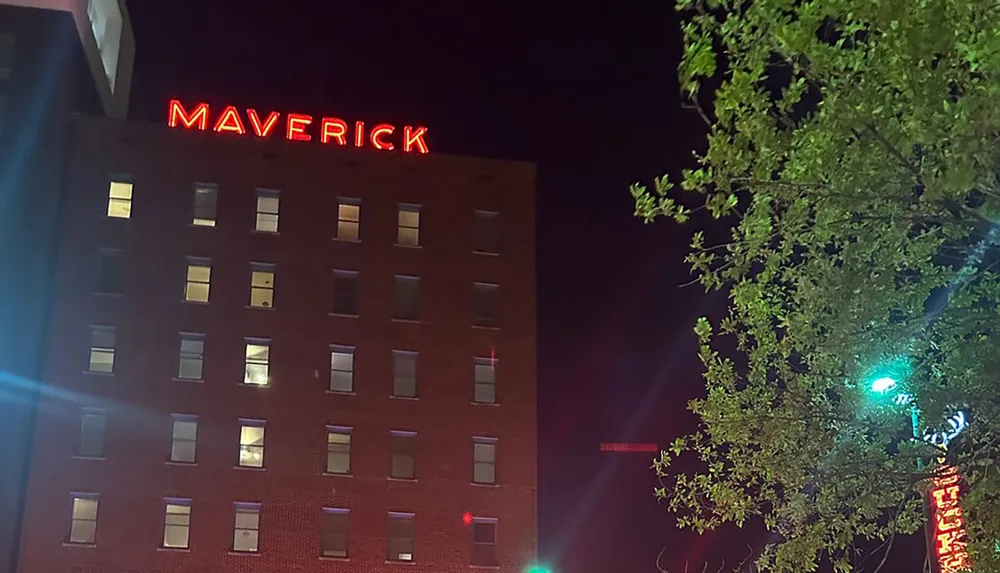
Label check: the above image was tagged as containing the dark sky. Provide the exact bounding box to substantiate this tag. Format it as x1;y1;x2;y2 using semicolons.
124;2;733;571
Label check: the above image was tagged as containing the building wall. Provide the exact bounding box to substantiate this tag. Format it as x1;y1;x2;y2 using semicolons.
0;8;104;573
19;116;538;573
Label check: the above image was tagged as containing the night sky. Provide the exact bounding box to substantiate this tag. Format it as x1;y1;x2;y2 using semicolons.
125;2;735;571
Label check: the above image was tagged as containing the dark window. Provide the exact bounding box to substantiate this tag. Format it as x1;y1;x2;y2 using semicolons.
471;520;499;566
390;431;416;479
321;509;349;557
77;410;106;458
474;283;499;327
332;270;358;315
96;249;124;294
474;210;499;254
392;275;420;321
192;184;218;226
387;513;415;561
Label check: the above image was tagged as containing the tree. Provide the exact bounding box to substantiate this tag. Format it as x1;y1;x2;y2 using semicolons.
632;1;1000;571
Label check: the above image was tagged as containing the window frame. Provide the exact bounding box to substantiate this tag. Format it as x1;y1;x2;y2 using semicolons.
473;210;500;255
67;493;99;545
473;437;497;485
184;258;212;303
392;350;418;398
238;419;266;468
471;517;500;567
392;275;420;321
390;431;417;480
106;177;133;219
77;408;107;459
254;189;280;233
321;508;350;558
331;269;359;316
336;197;361;241
169;414;198;464
232;502;262;552
192;182;218;227
95;248;124;295
473;282;500;328
473;356;497;404
386;512;415;562
243;338;271;386
176;332;205;381
329;345;355;393
249;262;276;309
162;498;192;549
325;426;352;475
87;325;117;374
396;203;421;247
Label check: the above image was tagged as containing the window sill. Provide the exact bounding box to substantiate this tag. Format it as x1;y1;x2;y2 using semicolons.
321;472;353;478
333;237;360;243
189;222;216;229
172;377;204;383
246;305;275;311
92;291;124;298
470;564;501;569
71;455;105;461
182;300;210;305
62;542;96;548
394;244;422;249
390;395;419;401
326;390;357;396
391;318;421;324
165;461;197;467
385;559;417;565
252;230;280;236
471;401;500;407
319;556;350;562
387;477;418;483
234;465;265;472
229;550;262;556
329;312;359;319
157;546;191;553
472;250;500;257
82;370;114;377
472;324;500;331
471;482;500;488
240;383;271;389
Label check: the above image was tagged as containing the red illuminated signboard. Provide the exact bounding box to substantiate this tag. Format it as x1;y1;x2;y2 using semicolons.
929;466;970;573
166;100;430;154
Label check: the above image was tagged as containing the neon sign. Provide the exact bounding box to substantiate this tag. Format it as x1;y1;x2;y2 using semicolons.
599;442;659;453
929;466;970;573
166;100;430;154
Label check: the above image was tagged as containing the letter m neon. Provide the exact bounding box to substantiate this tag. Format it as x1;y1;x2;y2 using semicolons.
168;100;209;130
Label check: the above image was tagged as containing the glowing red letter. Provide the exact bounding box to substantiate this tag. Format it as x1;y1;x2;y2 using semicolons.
286;113;313;142
320;117;348;145
404;126;429;154
370;124;395;151
247;109;280;138
354;121;365;147
168;100;208;130
213;106;246;135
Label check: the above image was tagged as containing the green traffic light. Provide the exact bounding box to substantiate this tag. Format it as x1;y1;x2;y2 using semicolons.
526;566;551;573
870;376;897;394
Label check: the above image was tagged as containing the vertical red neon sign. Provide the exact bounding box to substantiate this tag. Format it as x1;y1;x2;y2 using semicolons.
929;466;970;573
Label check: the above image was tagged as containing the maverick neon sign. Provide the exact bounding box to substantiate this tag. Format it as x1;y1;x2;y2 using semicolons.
929;466;970;572
166;99;430;154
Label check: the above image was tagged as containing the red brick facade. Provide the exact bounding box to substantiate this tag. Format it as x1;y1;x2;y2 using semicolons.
18;116;537;573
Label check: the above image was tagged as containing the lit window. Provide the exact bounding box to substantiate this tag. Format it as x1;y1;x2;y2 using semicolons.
232;503;261;552
387;513;415;562
249;264;275;309
106;179;132;219
0;34;12;79
329;346;354;393
326;427;351;474
255;190;280;233
163;499;191;549
332;270;358;315
321;509;349;558
88;326;116;373
396;204;420;247
390;431;416;479
473;437;496;484
77;409;107;458
244;340;270;386
239;420;265;468
177;333;204;380
471;519;499;567
192;183;218;227
170;415;198;463
336;198;360;241
474;283;499;327
393;351;417;398
68;494;99;544
392;275;420;321
474;210;499;254
184;259;211;303
474;357;497;404
95;249;124;294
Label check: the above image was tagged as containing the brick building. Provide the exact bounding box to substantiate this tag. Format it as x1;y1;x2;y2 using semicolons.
18;112;538;572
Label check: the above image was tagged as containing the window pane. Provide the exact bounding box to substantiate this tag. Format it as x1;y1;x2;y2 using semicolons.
234;529;259;552
79;413;106;457
178;358;203;380
239;425;265;467
235;510;259;530
173;420;198;441
107;181;132;219
193;185;217;226
257;196;279;214
392;277;419;320
339;203;360;222
72;497;98;520
472;521;495;543
164;524;189;548
171;440;196;463
474;442;495;462
321;511;349;557
89;349;115;373
327;431;351;473
475;284;499;327
91;327;116;348
474;211;499;253
69;520;96;544
392;454;414;479
250;287;274;308
397;227;419;247
187;265;211;283
398;209;419;228
474;462;496;484
332;272;358;315
474;382;496;404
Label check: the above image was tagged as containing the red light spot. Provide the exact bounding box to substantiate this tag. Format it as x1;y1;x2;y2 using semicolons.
462;512;472;526
490;345;496;368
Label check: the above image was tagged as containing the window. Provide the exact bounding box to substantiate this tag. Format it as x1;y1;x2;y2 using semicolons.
326;427;351;474
474;210;499;254
68;494;99;544
392;275;420;321
177;333;204;380
390;431;416;479
329;346;354;393
321;509;350;558
336;198;360;241
471;519;499;566
184;258;211;303
106;179;132;219
95;249;124;294
255;189;280;233
474;283;499;327
0;34;12;79
77;409;107;458
170;415;198;463
163;499;192;549
192;183;218;227
88;326;116;373
332;270;358;315
396;204;420;247
393;351;417;398
239;420;265;468
387;513;415;562
244;340;270;386
232;503;261;552
249;264;275;308
473;437;497;485
474;357;497;404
